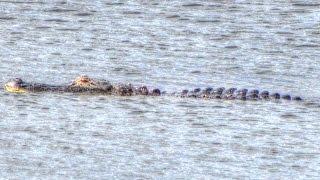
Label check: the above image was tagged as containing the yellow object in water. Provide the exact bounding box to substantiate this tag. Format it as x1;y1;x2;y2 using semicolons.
4;83;28;93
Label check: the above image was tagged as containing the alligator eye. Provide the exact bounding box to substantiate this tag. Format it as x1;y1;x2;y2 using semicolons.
79;79;89;83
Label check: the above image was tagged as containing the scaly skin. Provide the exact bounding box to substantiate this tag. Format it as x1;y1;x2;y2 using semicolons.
70;75;160;96
4;76;161;96
173;87;302;101
70;75;134;95
4;76;301;100
4;78;112;94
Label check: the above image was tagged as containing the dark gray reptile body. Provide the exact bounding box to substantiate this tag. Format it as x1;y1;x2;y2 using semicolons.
171;87;302;101
5;78;161;96
5;78;302;100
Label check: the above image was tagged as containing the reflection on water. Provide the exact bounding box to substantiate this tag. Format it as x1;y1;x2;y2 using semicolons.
0;0;320;179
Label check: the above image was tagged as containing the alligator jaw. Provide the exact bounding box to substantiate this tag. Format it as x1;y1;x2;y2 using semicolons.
4;82;28;93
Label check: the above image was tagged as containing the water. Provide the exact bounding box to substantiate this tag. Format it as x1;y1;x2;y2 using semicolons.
1;0;320;179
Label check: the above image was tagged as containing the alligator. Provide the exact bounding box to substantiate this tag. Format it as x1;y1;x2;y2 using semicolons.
4;75;302;101
4;75;161;96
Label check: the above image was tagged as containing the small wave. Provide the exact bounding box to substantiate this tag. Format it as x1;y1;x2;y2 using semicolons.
74;13;94;16
293;3;320;7
82;48;94;51
182;3;204;7
35;26;52;29
0;17;16;20
166;15;180;19
197;20;220;23
55;28;80;31
44;8;77;13
105;2;124;6
224;45;238;49
122;11;142;15
280;113;299;119
45;19;68;22
0;1;43;4
295;44;319;48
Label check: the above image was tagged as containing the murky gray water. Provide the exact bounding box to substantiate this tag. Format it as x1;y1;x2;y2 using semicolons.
1;0;320;179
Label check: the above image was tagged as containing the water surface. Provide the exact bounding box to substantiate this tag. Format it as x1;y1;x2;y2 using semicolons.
0;0;320;179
